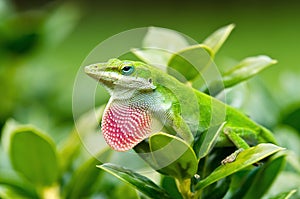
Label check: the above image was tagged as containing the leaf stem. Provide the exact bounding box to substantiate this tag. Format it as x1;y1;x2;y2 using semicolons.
176;178;195;199
41;184;61;199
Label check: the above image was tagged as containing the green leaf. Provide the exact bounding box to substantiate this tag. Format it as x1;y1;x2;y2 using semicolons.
286;150;300;174
195;144;284;190
281;106;300;136
8;126;59;186
203;24;235;55
194;122;225;159
143;27;189;52
229;153;286;199
269;189;297;199
227;168;260;199
266;171;300;199
0;169;38;198
149;132;198;180
1;119;20;152
97;163;172;199
275;126;300;158
167;45;213;82
64;148;112;199
131;48;171;66
243;153;286;199
133;26;191;66
223;55;277;88
161;176;183;199
96;169;139;199
201;177;231;199
225;80;279;128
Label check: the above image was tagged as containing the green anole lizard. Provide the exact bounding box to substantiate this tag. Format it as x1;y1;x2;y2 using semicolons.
85;58;277;154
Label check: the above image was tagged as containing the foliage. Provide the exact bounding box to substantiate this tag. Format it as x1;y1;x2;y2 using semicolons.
97;25;298;199
0;3;300;198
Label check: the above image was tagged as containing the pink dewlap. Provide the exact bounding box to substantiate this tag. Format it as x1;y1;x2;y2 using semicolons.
102;103;152;151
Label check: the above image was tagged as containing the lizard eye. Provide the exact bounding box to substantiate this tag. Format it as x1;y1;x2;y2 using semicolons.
121;65;134;75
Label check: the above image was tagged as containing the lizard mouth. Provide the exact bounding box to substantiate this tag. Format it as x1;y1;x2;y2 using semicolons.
85;63;156;91
84;64;117;86
84;63;104;78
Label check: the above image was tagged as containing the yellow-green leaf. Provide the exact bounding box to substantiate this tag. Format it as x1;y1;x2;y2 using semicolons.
9;126;59;186
203;24;235;55
223;55;277;88
149;132;198;180
195;144;284;190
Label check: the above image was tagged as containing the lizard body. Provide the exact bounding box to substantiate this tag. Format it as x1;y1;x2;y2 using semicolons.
85;59;276;151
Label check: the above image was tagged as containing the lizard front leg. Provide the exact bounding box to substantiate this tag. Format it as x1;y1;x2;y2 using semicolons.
220;127;254;164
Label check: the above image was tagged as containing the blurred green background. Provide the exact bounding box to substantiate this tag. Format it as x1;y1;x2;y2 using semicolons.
1;0;300;198
1;0;300;135
1;0;300;146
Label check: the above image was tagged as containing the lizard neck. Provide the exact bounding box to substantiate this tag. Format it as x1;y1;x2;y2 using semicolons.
109;87;136;100
101;92;165;151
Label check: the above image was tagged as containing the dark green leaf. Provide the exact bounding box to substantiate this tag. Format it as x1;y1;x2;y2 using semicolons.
195;144;284;190
149;132;198;180
227;167;260;199
97;163;172;199
223;55;277;88
203;24;235;55
201;177;231;199
280;106;300;134
161;176;183;199
9;126;59;186
230;153;286;199
243;153;286;199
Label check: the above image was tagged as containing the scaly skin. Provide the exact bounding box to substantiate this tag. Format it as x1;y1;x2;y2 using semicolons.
85;58;277;151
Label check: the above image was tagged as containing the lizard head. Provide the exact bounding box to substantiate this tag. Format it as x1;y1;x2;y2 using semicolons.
85;59;163;151
85;58;156;98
